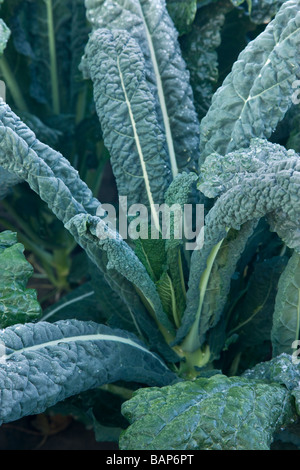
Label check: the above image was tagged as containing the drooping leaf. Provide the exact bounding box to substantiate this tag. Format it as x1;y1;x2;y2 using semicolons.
80;28;172;210
0;101;100;215
271;251;300;357
200;0;300;162
0;319;178;425
198;138;291;198
0;230;41;327
120;373;296;450
177;221;257;352
0;17;10;54
84;0;200;176
243;352;300;395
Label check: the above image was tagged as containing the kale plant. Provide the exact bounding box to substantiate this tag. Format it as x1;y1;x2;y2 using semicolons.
0;0;300;450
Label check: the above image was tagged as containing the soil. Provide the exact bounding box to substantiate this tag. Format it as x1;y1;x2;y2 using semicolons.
0;414;119;450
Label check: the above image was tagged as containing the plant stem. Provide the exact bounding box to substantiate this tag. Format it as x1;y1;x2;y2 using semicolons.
0;216;53;266
0;56;28;112
45;0;60;114
180;237;225;353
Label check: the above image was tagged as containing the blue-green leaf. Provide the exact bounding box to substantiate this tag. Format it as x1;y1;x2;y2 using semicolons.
271;251;300;357
0;319;177;425
200;0;300;161
84;0;200;176
80;28;171;210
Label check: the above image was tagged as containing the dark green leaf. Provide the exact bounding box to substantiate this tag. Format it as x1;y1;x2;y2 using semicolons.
0;319;177;425
200;0;300;161
0;230;41;327
120;373;295;449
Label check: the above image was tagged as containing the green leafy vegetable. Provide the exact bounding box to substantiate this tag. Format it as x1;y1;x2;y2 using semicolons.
271;252;300;356
200;0;300;161
120;373;296;450
80;28;171;211
84;0;200;176
166;0;197;36
0;230;41;327
0;0;299;451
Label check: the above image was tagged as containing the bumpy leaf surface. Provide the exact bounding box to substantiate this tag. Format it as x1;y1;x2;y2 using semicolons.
271;252;300;356
0;100;99;214
0;231;41;327
200;0;300;161
0;109;173;333
0;319;177;425
84;0;200;176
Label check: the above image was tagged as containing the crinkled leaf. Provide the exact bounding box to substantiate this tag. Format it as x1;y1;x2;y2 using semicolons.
271;251;300;356
0;101;99;214
80;28;171;209
120;374;295;450
0;106;173;333
198;138;292;198
0;230;41;327
250;0;286;24
84;0;200;176
0;18;10;54
134;238;167;283
166;0;197;35
197;139;300;252
156;271;178;326
17;111;62;148
0;165;23;199
179;2;228;120
0;319;177;425
200;0;300;161
228;256;288;349
163;172;198;316
41;282;103;324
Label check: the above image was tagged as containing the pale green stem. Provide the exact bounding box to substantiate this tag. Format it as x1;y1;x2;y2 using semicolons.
45;0;60;114
0;56;28;112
